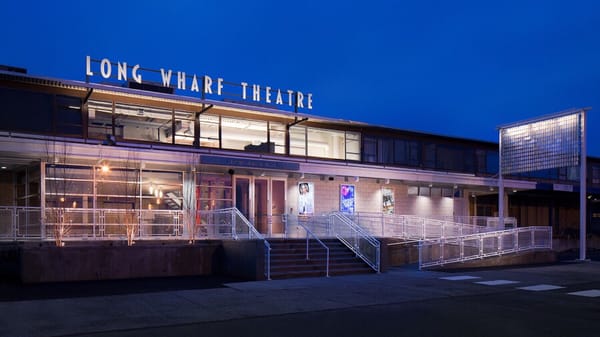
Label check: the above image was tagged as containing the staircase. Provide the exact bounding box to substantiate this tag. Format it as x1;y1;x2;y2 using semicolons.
269;238;375;279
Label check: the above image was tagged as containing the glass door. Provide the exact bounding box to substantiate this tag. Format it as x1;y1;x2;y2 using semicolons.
254;178;268;234
234;176;287;236
271;179;286;236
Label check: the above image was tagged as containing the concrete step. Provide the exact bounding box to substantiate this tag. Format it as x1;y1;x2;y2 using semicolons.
267;238;376;279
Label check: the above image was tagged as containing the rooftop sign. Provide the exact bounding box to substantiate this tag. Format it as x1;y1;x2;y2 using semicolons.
85;56;313;111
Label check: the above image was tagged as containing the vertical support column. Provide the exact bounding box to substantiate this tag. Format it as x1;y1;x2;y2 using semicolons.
498;130;505;228
40;161;46;239
580;111;587;261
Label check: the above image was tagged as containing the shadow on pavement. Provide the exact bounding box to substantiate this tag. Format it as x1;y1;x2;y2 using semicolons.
0;275;243;302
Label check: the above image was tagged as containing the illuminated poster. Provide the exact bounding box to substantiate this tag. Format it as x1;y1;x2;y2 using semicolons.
340;184;355;214
298;182;314;215
382;187;394;214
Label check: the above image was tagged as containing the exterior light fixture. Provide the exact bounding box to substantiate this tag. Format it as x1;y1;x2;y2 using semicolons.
0;166;6;169
354;176;360;182
300;173;305;179
428;183;433;188
453;184;458;189
100;161;110;173
159;189;163;198
513;189;517;193
156;198;160;205
385;179;390;184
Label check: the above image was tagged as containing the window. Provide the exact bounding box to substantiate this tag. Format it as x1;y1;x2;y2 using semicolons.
378;138;393;164
363;136;377;163
269;122;286;154
199;114;219;148
307;127;346;159
346;132;361;161
174;110;195;146
289;126;306;156
221;117;268;151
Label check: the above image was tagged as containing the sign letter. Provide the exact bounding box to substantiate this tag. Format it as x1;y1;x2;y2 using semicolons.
204;76;213;94
160;69;172;87
132;64;142;83
85;56;94;77
100;58;112;79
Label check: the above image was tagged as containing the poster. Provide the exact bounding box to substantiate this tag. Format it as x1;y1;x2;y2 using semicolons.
382;187;394;214
298;182;314;215
340;184;355;214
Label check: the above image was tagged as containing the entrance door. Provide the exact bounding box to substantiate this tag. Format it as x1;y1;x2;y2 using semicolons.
234;176;286;236
271;179;286;236
254;178;268;234
235;177;250;220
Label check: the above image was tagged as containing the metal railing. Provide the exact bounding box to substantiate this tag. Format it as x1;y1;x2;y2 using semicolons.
349;212;508;240
201;208;271;279
330;212;380;272
418;226;553;268
283;213;380;272
283;214;330;277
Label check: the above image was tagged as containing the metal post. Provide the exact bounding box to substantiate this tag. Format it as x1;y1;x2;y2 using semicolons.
498;129;505;228
580;111;587;260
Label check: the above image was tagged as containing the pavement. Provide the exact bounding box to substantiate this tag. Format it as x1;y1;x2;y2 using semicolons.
1;261;599;337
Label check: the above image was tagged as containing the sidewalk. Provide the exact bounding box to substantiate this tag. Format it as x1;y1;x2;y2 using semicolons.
1;261;599;337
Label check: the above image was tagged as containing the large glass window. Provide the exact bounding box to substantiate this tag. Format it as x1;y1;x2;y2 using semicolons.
378;138;393;164
346;132;361;161
363;136;377;163
174;110;195;146
269;122;286;154
55;95;82;136
307;127;346;159
423;143;436;169
394;139;421;167
289;126;306;156
88;100;114;140
199;114;219;148
115;103;173;144
221;117;268;152
196;173;232;211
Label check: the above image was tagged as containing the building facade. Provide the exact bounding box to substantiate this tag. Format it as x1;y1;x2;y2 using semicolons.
0;61;599;243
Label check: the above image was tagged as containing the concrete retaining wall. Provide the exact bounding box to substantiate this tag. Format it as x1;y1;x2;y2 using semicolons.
18;241;223;283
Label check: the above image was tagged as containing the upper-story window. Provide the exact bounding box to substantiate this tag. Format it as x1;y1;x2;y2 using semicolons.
221;117;268;152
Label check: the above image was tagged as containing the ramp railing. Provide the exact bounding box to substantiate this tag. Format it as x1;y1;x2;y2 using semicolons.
418;226;552;269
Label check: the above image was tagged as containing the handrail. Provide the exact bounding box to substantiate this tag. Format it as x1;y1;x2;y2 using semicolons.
204;207;271;280
418;226;553;269
292;217;330;277
350;212;500;240
330;212;380;272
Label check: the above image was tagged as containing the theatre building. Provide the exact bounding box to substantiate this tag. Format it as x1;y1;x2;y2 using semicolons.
0;58;599;282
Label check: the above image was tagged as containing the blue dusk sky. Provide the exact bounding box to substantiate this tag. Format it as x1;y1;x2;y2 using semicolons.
2;1;600;156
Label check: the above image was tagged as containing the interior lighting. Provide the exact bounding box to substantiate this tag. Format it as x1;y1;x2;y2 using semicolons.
159;189;163;198
149;183;154;195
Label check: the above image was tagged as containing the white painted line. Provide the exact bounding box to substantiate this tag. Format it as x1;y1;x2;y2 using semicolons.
518;284;565;291
439;275;481;281
475;280;520;286
568;290;600;298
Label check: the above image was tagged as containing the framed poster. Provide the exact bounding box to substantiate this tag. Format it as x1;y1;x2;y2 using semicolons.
298;182;314;215
340;184;355;214
382;187;394;214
